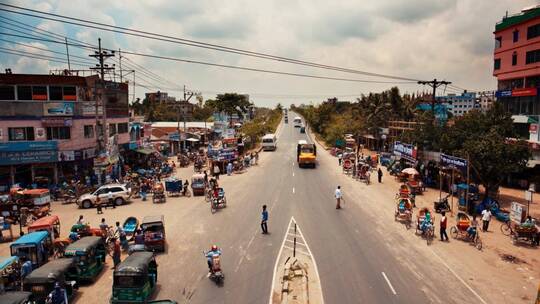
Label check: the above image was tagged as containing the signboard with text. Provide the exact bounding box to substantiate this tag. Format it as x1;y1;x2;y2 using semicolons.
510;202;525;223
43;102;74;116
393;141;417;163
0;150;57;165
0;141;57;152
440;153;468;173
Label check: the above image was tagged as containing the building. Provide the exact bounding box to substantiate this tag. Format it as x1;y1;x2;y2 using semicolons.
0;73;130;189
145;91;175;104
477;91;496;112
436;92;480;117
493;5;540;140
144;91;194;121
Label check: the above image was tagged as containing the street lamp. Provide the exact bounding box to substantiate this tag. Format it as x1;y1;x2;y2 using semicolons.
527;183;535;217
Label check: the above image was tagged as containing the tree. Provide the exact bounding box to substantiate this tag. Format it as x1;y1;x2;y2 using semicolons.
193;99;215;121
207;93;251;126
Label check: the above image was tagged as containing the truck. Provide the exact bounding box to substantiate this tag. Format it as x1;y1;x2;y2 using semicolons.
297;140;316;168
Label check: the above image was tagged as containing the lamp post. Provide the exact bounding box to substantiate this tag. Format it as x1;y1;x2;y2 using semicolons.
527;183;535;217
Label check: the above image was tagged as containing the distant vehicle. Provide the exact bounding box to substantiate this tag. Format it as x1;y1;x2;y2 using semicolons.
293;117;302;128
262;134;277;151
284;117;288;124
77;184;131;209
297;140;316;168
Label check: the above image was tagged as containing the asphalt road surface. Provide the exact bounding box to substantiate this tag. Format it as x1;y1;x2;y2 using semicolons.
0;114;490;304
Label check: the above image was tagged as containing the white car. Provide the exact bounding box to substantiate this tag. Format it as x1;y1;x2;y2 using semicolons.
77;184;131;209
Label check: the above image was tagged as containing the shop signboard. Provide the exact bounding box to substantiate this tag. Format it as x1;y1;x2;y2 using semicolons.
82;101;103;116
58;151;75;162
0;141;57;152
510;202;525;223
393;141;417;162
512;88;537;97
530;124;538;134
440;153;468;173
43;102;74;116
41;118;72;127
495;90;512;98
0;150;57;165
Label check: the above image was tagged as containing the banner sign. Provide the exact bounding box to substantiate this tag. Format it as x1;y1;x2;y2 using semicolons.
510;202;525;223
58;150;75;162
512;87;537;97
495;90;512;98
82;101;103;116
440;153;468;172
0;141;57;152
0;150;57;165
393;141;417;162
43;102;74;116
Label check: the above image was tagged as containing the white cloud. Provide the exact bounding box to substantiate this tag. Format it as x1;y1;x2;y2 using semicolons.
0;0;537;106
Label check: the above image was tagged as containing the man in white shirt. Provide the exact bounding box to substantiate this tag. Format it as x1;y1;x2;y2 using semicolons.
335;186;342;209
481;208;492;232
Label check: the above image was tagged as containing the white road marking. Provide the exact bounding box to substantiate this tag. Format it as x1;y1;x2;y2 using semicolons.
429;249;487;304
292;172;295;177
234;231;258;273
381;272;397;295
285;238;307;246
268;217;294;304
283;245;310;256
292;187;295;194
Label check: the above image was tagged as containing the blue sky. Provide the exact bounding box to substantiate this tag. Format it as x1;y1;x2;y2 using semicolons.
0;0;536;107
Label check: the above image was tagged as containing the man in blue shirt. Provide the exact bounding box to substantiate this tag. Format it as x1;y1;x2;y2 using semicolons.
261;205;269;234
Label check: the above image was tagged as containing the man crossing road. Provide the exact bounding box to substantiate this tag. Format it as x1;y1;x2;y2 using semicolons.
335;186;343;209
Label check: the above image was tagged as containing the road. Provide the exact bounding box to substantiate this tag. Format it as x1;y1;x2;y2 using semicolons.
0;114;490;303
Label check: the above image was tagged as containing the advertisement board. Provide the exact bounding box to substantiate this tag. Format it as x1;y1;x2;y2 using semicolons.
0;150;57;165
510;202;525;223
393;141;417;162
0;141;57;152
82;101;103;116
440;153;468;172
58;151;75;162
43;102;74;116
35;127;46;140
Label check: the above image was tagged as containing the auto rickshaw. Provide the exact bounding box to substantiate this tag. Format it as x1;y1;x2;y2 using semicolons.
27;215;60;245
70;223;103;238
0;291;34;304
63;236;106;282
111;252;157;304
10;231;51;269
141;215;166;252
23;259;78;303
191;174;206;196
0;256;22;292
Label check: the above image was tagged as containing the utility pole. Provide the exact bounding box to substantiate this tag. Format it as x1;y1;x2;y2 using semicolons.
180;85;194;152
417;79;452;113
89;38;115;153
118;48;123;83
64;37;71;71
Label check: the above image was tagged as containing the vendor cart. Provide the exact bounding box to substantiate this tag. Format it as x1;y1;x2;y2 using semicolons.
165;178;182;197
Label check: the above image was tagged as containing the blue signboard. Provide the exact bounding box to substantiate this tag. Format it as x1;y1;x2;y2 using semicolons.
440;153;468;172
495;90;512;98
0;150;58;165
0;141;58;152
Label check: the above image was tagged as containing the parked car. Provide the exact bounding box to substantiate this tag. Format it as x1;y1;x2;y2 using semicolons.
77;184;131;209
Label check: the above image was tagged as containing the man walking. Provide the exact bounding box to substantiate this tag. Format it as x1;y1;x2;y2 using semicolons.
261;205;269;234
440;211;449;241
481;208;492;232
111;237;121;269
378;168;383;183
335;186;342;209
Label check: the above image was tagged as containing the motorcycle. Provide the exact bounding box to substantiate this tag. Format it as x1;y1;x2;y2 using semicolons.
434;194;451;213
204;251;224;284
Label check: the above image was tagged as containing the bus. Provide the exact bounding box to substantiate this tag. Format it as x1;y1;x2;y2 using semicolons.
293;117;302;128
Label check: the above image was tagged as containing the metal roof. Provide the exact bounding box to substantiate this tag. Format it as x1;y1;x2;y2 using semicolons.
11;231;49;246
114;252;154;276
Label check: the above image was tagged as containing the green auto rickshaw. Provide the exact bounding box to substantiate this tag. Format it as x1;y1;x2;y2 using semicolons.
0;291;34;304
111;252;157;303
63;236;106;282
23;259;78;304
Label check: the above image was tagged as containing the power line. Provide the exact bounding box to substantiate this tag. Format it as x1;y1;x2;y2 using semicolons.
0;49;88;67
0;3;424;82
0;32;418;85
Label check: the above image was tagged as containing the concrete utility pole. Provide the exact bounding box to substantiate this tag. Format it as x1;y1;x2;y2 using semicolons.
180;85;195;151
89;38;115;153
417;79;452;113
64;37;71;71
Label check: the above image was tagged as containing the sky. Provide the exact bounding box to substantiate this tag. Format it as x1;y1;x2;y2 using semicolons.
0;0;538;107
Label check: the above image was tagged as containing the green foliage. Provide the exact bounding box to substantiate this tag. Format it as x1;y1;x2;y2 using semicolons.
207;93;251;126
193;99;215;121
241;108;282;149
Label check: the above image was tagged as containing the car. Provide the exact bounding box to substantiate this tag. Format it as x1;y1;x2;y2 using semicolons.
77;184;131;209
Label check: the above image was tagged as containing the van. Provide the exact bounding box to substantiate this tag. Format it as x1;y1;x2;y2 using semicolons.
262;134;277;151
293;117;302;128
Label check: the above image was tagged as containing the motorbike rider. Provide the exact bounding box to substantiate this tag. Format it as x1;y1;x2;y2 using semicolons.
47;282;68;304
205;245;222;273
421;210;432;234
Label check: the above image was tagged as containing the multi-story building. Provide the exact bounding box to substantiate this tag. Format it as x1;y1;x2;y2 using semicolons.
477;91;496;112
0;73;130;189
493;5;540;141
436;92;480;117
145;91;174;104
145;91;194;121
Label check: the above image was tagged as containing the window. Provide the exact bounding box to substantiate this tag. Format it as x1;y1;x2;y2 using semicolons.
49;86;63;100
0;86;15;100
63;87;76;101
117;122;128;134
512;52;518;66
84;125;94;138
494;58;501;70
109;123;117;136
526;49;540;64
17;86;32;100
527;23;540;40
513;30;519;42
32;86;47;100
495;36;502;48
46;127;70;140
8;127;34;141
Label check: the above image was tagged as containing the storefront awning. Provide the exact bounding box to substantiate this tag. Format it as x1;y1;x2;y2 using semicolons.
136;147;156;155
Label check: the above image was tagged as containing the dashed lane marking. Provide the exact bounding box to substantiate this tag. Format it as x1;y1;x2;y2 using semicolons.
382;271;397;295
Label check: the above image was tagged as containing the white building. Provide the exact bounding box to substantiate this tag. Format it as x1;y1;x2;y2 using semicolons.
477;91;496;113
437;92;480;117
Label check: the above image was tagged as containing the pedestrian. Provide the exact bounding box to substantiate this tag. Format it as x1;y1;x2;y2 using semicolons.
115;221;128;250
213;163;220;180
99;218;109;234
481;208;492;232
227;162;233;176
134;229;144;245
338;154;342;166
107;190;115;209
335;186;342;209
96;201;103;214
203;170;208;186
378;168;383;183
76;215;84;225
440;211;449;242
111;237;121;269
261;205;269;234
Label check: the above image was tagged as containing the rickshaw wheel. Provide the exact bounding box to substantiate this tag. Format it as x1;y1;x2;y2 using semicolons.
475;238;482;250
450;226;458;239
500;223;512;236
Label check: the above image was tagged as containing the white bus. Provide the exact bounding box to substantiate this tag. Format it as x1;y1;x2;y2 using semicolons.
293;116;302;128
262;133;277;151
